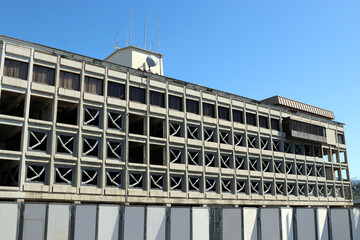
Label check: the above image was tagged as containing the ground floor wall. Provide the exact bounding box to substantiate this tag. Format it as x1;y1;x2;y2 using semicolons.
0;202;358;240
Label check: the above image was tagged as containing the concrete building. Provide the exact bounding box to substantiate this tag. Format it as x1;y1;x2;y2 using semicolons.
0;34;352;208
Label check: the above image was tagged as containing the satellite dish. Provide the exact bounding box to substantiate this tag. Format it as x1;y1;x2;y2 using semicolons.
146;55;158;71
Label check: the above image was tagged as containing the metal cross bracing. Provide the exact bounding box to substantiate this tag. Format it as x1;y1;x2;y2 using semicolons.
26;165;45;182
204;128;214;142
81;169;98;185
205;153;215;167
169;122;181;136
108;112;122;130
84;108;100;126
236;180;246;193
221;179;232;193
187;125;198;139
57;135;74;154
170;149;181;163
106;171;122;186
150;175;163;189
29;131;47;151
170;176;182;190
234;133;243;146
55;167;72;184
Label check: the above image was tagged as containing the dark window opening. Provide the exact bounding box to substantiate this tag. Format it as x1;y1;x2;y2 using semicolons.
203;103;215;118
170;175;183;191
219;131;230;144
204;128;215;142
271;118;280;131
150;91;165;108
186;99;199;114
314;146;322;158
3;58;28;80
108;81;125;99
59;70;80;91
0;90;25;117
205;178;217;192
84;76;103;95
235;156;246;170
129;172;143;188
55;167;73;184
150;174;164;189
218;106;230;121
56;135;74;155
337;134;345;144
81;169;98;186
129;114;145;135
84;107;100;127
205;153;216;167
0;160;19;186
106;171;122;187
234;133;244;146
168;95;183;111
107;141;122;160
246;112;257;126
83;138;99;157
150;117;164;138
0;124;22;151
249;158;260;171
26;165;46;183
232;109;244;123
188;177;200;191
188;151;200;166
29;131;48;152
32;64;55;85
262;159;272;172
129;86;146;104
220;154;232;168
150;144;164;166
286;162;294;174
129;142;144;164
274;161;283;173
284;142;292;153
57;100;78;125
170;148;182;164
29;95;53;121
108;112;123;130
259;116;269;129
305;145;313;156
169;122;182;137
250;181;260;194
260;137;270;150
248;135;258;148
187;125;199;140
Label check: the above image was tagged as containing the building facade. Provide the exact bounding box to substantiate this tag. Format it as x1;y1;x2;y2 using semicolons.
0;35;352;207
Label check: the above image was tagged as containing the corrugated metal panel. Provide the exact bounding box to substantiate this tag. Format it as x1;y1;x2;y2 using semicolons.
74;205;97;240
281;208;294;240
261;208;280;240
0;202;18;240
296;208;316;240
316;208;329;240
124;206;144;240
243;208;258;240
262;96;335;119
351;208;360;240
23;203;46;240
331;209;351;240
192;208;209;240
46;204;70;240
146;206;166;240
98;205;120;240
170;208;190;240
223;208;242;240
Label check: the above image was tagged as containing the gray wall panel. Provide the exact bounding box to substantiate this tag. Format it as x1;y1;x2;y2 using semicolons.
351;208;360;240
124;206;145;240
23;203;46;240
170;207;190;240
192;208;209;240
98;205;120;240
223;208;242;240
74;205;97;240
46;204;71;240
296;208;316;240
243;208;257;240
331;209;351;240
260;208;280;240
0;202;18;240
316;208;329;240
146;207;166;240
281;208;294;240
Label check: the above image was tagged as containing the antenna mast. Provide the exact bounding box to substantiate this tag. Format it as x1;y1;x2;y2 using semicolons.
144;12;146;49
157;16;159;53
130;7;132;46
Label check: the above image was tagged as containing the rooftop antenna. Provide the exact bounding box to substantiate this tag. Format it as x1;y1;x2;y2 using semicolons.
157;16;159;53
144;12;146;49
130;7;132;46
113;31;120;51
150;41;152;51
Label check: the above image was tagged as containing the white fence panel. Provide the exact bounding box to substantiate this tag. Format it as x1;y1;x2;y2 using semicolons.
74;205;97;240
261;208;280;240
0;202;18;240
331;209;351;240
223;208;242;240
243;208;257;240
124;206;144;240
192;207;209;240
46;204;70;240
170;207;190;240
98;205;120;240
23;203;46;240
146;206;166;240
281;207;294;240
296;208;316;240
316;208;329;240
351;208;360;240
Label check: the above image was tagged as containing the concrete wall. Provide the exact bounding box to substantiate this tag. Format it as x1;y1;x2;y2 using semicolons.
1;202;359;240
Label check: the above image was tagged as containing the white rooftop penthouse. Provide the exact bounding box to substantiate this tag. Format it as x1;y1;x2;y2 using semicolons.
0;35;352;207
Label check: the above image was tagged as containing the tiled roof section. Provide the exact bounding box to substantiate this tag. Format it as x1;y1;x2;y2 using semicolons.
262;96;335;119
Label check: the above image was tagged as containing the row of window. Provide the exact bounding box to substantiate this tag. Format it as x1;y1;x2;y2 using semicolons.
22;163;349;198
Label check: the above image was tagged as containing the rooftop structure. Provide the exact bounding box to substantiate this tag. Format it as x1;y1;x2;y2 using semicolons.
0;34;352;207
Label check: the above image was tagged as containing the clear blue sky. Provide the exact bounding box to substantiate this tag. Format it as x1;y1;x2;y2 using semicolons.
0;0;359;178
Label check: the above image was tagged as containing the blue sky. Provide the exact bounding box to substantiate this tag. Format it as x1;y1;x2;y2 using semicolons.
0;0;359;178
